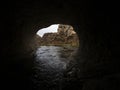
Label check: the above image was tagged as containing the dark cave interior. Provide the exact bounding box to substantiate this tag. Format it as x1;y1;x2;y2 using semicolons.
1;0;120;90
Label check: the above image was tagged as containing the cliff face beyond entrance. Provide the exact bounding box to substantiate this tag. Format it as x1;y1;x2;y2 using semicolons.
35;24;79;47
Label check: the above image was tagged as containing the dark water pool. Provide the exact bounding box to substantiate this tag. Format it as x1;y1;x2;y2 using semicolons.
32;46;81;90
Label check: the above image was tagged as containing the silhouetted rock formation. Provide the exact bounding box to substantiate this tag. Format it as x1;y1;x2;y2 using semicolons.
36;24;79;47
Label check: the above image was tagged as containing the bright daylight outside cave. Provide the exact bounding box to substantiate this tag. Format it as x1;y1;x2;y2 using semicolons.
33;24;80;90
35;24;79;47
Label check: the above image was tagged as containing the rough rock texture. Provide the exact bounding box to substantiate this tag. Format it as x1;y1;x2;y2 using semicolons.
33;35;42;47
37;24;79;46
57;24;76;37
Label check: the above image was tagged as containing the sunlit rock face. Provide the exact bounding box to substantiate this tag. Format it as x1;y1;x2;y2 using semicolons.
57;24;76;37
35;24;79;46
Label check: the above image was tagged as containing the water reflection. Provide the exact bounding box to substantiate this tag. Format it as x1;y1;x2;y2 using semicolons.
35;46;67;70
33;46;78;90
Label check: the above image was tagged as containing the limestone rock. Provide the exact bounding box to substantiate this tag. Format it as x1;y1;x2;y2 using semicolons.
35;24;79;47
57;24;76;37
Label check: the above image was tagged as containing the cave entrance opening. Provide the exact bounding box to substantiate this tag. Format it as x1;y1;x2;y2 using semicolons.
36;24;79;47
33;24;80;89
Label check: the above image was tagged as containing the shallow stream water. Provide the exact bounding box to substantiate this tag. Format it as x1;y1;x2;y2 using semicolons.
32;46;79;90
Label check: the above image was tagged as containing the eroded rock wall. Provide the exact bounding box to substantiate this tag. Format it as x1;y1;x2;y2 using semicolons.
36;24;79;46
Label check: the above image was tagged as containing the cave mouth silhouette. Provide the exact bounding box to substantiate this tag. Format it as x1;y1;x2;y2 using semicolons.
33;24;80;90
35;24;79;47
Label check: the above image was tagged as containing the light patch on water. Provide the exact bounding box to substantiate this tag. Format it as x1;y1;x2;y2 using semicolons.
33;46;79;89
35;46;67;70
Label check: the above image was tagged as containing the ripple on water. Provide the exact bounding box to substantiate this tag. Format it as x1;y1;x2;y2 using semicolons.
33;46;78;90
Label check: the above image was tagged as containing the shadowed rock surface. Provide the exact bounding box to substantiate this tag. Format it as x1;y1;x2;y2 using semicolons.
1;0;120;90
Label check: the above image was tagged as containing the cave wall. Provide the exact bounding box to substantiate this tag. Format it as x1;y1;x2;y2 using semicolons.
1;0;120;90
